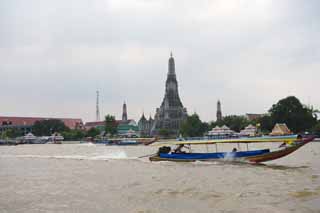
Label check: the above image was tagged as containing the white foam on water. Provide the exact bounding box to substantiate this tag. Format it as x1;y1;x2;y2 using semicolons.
0;155;87;160
77;142;96;146
90;150;128;160
192;160;220;165
0;150;131;161
223;152;236;161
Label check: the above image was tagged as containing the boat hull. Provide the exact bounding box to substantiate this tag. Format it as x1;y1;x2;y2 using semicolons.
105;141;142;146
149;136;315;163
246;137;314;163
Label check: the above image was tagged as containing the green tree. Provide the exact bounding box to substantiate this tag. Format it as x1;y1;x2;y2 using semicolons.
180;114;208;137
269;96;317;133
210;115;249;132
222;115;249;132
255;115;273;133
105;115;117;136
0;128;24;139
62;129;85;141
86;127;101;138
311;121;320;136
32;119;69;136
158;128;171;138
201;122;210;135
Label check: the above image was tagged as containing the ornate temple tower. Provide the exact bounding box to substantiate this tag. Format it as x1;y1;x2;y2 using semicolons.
122;102;127;121
152;53;188;135
138;113;154;136
216;100;222;122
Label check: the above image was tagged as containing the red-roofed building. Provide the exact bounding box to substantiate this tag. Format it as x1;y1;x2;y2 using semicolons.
245;113;266;121
0;116;83;133
84;121;105;130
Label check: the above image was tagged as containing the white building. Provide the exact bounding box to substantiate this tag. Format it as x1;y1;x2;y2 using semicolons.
240;124;257;136
208;125;236;136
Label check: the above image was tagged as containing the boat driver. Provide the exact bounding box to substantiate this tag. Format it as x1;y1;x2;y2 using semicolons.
173;144;187;153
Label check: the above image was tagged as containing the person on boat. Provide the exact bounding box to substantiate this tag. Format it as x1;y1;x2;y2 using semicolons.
173;144;187;153
279;135;303;148
279;142;287;148
232;148;237;152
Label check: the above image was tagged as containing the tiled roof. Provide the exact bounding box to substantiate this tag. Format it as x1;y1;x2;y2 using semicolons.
246;113;265;121
85;121;105;127
116;119;135;125
0;116;83;129
270;123;292;135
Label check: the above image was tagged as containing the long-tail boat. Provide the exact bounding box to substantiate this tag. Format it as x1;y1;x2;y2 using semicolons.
149;135;315;163
102;137;157;146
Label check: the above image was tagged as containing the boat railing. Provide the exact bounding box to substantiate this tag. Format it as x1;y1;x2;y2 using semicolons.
179;135;240;141
178;134;301;142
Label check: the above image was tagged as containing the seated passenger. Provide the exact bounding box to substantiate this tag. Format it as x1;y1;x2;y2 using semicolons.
174;144;187;153
232;148;237;152
279;142;287;148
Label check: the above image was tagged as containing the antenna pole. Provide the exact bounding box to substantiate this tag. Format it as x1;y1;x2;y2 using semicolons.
96;91;100;121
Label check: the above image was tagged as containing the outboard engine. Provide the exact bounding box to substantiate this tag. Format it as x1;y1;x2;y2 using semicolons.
158;146;171;155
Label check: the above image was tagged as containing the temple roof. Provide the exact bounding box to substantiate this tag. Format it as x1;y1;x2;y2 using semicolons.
139;113;147;122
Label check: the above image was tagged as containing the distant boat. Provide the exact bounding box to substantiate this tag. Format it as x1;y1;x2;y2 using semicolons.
149;135;315;163
117;140;141;146
104;137;157;146
22;133;38;144
49;133;64;144
106;139;141;146
94;140;110;144
0;139;18;146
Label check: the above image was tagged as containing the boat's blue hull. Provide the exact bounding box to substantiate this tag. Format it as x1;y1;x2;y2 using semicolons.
159;149;270;160
114;142;141;146
94;141;110;144
104;141;141;146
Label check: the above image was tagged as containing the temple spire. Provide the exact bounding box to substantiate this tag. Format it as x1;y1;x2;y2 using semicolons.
168;52;175;76
217;100;222;122
122;101;127;121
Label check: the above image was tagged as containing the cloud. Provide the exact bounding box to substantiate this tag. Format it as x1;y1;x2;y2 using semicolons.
0;0;319;122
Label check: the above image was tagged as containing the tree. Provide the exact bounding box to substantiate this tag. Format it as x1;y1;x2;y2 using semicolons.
105;115;117;136
255;115;273;133
62;129;85;141
32;119;69;136
210;115;250;132
158;128;171;138
201;122;210;135
222;115;250;132
269;96;317;133
180;114;208;137
0;128;24;139
86;127;101;138
311;121;320;136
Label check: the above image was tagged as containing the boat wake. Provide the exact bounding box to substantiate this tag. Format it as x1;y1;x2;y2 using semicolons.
77;142;96;146
0;150;134;161
91;150;129;160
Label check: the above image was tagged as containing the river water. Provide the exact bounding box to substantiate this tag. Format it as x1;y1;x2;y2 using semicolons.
1;142;320;213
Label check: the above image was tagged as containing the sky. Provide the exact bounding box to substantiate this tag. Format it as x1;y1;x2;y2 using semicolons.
1;0;320;122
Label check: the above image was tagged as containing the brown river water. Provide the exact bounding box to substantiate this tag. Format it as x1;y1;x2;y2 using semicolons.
1;142;320;213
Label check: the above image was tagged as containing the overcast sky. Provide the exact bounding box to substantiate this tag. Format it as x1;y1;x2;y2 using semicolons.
1;0;320;122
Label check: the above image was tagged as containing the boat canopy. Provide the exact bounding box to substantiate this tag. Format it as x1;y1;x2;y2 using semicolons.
151;135;298;146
